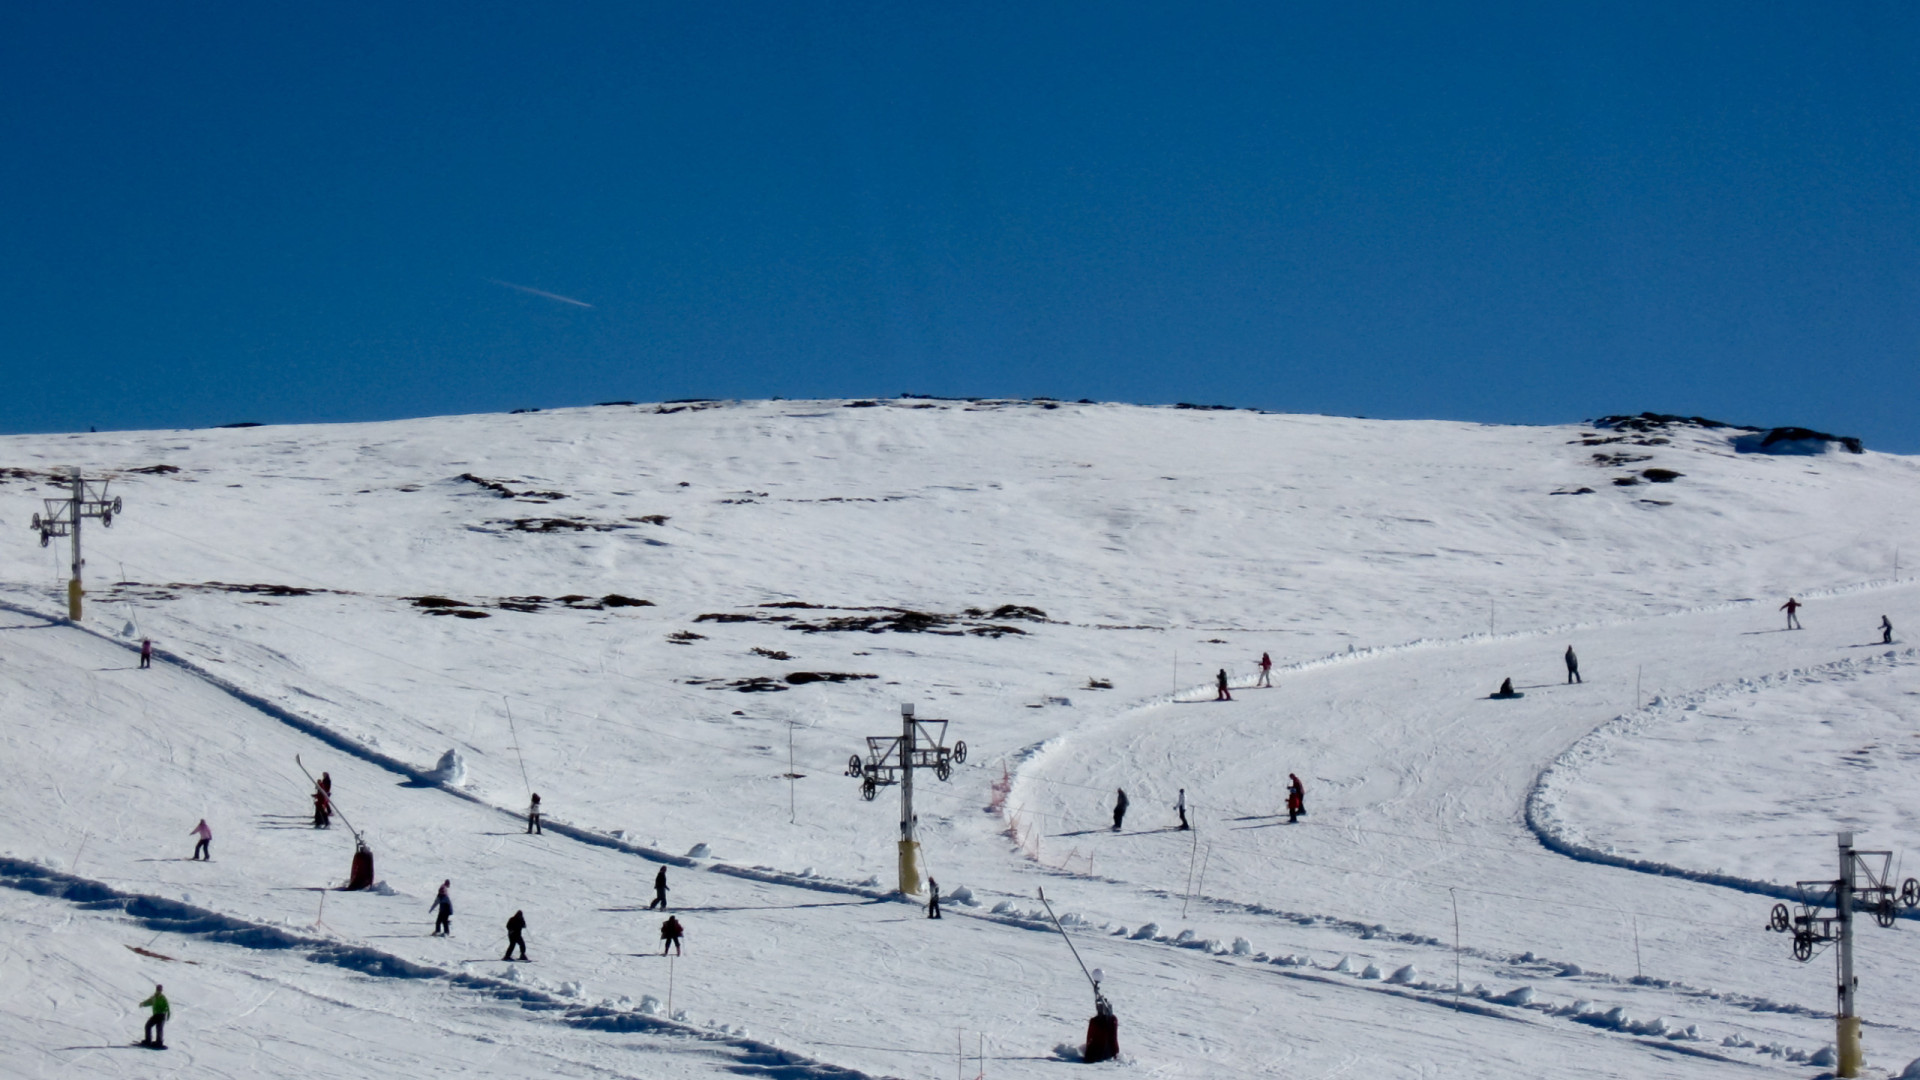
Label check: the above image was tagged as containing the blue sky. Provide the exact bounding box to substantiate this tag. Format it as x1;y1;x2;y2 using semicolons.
4;3;1917;449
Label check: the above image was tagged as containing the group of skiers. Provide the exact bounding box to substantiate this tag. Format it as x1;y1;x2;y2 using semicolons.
1109;773;1305;834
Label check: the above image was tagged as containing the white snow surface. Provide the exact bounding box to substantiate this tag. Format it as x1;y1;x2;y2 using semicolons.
2;398;1919;1078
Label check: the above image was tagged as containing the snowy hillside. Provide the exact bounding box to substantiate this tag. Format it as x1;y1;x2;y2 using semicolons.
3;398;1919;1078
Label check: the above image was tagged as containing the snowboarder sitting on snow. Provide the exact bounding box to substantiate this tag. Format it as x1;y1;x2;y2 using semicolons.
661;915;684;955
1881;615;1894;645
139;984;169;1048
648;865;669;910
927;877;942;919
1215;669;1232;701
1111;788;1129;832
1564;646;1581;684
526;793;542;835
430;880;453;936
1287;774;1305;823
189;819;211;861
1781;597;1802;630
1175;788;1189;831
503;910;528;960
1491;677;1518;698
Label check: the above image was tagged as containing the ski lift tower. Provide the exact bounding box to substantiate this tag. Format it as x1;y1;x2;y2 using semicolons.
849;704;967;895
31;469;123;622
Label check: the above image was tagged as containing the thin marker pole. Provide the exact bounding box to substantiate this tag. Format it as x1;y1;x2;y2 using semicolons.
1182;826;1201;917
503;697;532;798
1632;914;1642;981
1449;887;1461;1010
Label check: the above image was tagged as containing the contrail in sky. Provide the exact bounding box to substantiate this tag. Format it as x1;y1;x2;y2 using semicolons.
489;279;595;308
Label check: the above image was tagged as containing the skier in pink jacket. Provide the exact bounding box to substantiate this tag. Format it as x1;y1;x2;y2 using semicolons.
188;820;211;861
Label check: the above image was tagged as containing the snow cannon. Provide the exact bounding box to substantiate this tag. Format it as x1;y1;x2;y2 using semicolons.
345;840;375;891
1084;990;1119;1063
1037;889;1119;1064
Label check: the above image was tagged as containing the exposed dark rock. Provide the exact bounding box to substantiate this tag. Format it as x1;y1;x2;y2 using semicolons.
783;671;879;685
1642;468;1683;483
751;647;793;660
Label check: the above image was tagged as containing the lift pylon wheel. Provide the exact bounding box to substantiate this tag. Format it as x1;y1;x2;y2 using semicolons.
861;777;877;801
1875;898;1897;929
1769;904;1790;932
1903;878;1919;908
952;740;967;764
1792;931;1814;962
935;760;951;782
848;754;864;777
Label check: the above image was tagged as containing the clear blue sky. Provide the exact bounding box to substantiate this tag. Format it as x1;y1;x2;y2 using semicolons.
4;3;1917;449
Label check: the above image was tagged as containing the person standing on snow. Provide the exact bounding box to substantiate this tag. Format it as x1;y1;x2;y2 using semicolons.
648;866;669;910
139;984;170;1047
430;880;453;936
312;787;331;829
660;915;684;955
1175;788;1189;831
139;638;153;669
1256;652;1273;688
188;820;211;861
526;793;542;835
1215;669;1232;701
1564;646;1581;684
927;877;942;919
1881;616;1894;645
1111;788;1129;832
1286;774;1305;824
503;910;529;961
1781;597;1802;630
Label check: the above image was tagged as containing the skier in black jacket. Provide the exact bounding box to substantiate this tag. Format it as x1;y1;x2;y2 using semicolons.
1111;788;1129;831
648;865;669;910
503;910;528;960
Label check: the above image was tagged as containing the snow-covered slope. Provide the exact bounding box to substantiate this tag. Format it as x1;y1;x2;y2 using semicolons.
2;399;1917;1078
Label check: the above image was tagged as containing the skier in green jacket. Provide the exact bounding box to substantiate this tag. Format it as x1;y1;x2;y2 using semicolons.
139;984;169;1048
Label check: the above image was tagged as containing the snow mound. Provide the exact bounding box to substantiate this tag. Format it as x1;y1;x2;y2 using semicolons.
686;843;710;858
1493;986;1535;1007
1230;937;1252;956
423;749;467;786
1130;922;1159;940
1386;964;1417;985
947;884;975;905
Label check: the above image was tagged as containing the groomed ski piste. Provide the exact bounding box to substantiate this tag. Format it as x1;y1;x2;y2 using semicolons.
2;398;1919;1078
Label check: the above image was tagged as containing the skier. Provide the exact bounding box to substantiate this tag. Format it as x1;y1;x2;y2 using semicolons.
1111;788;1129;832
311;787;331;829
1175;788;1189;831
502;910;528;961
647;865;669;910
1564;646;1581;684
138;984;169;1048
1494;677;1516;698
1256;652;1273;688
660;915;684;955
1286;774;1305;824
188;819;211;861
139;638;153;669
430;880;453;936
1881;615;1894;645
526;793;542;835
1781;597;1802;630
1215;669;1232;701
927;877;942;919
